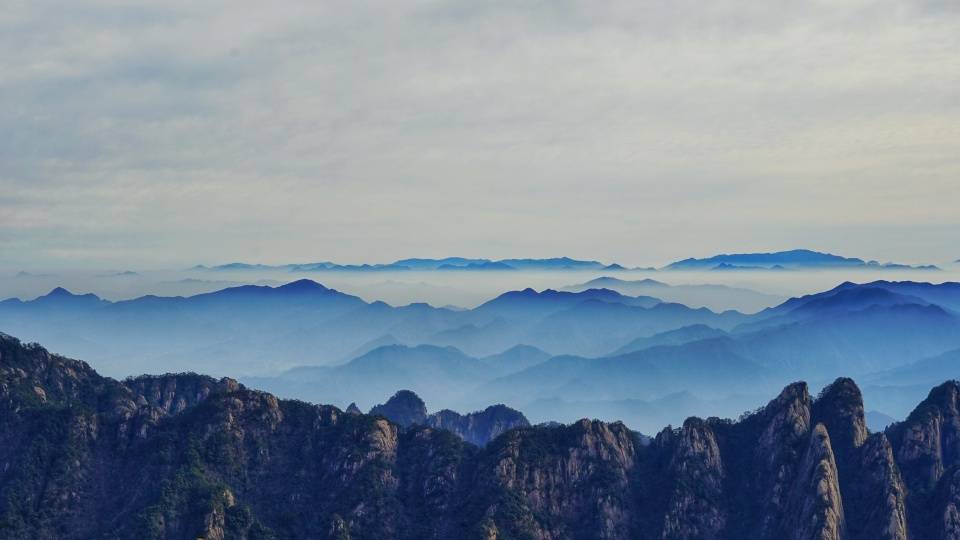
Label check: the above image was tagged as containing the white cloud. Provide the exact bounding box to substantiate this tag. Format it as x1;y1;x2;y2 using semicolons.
1;0;958;268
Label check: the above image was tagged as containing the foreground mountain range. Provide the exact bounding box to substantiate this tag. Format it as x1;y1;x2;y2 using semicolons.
2;333;960;539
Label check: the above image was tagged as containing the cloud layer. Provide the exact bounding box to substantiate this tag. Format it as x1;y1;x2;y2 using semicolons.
2;0;959;268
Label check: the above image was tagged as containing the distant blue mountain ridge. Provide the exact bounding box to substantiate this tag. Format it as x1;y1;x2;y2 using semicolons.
562;276;785;313
190;249;939;272
663;248;939;271
191;257;633;272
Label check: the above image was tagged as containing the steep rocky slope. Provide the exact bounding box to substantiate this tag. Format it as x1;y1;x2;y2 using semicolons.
2;332;960;539
369;390;530;446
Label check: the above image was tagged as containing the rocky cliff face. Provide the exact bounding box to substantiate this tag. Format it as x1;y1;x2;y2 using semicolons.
369;390;530;447
657;418;725;539
887;380;960;539
780;423;845;540
3;333;960;539
369;390;429;427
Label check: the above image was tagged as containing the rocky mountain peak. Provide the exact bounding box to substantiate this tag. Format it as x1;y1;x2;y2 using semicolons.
427;404;529;447
850;433;908;540
924;380;960;415
125;373;241;416
367;390;528;446
368;389;428;427
888;380;960;494
813;377;869;465
757;381;812;457
660;417;726;538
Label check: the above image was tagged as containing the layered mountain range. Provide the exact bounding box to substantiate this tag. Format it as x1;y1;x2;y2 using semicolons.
2;333;960;539
248;280;960;430
0;280;749;376
562;277;785;313
3;279;959;433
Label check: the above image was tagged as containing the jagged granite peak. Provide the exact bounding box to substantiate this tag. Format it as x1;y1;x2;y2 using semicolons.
427;404;530;447
848;433;908;540
369;389;428;427
476;418;640;539
0;335;103;408
369;390;529;446
884;380;960;539
887;380;960;492
757;381;812;463
345;402;362;415
726;381;813;539
812;377;869;463
124;373;241;416
659;417;726;539
780;423;846;540
7;333;960;539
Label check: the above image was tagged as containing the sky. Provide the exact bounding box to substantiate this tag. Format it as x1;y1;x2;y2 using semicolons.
1;0;959;270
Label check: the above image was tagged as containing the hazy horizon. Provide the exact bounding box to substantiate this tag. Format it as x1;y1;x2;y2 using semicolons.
2;1;958;269
4;263;960;310
4;247;957;273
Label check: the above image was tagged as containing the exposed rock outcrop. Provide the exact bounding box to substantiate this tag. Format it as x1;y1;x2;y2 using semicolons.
5;334;960;539
659;418;725;539
427;405;530;447
846;433;908;540
125;373;240;416
369;390;530;446
369;390;428;427
887;380;960;539
779;423;845;540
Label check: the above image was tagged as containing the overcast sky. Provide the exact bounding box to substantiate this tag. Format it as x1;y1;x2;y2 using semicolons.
1;0;958;270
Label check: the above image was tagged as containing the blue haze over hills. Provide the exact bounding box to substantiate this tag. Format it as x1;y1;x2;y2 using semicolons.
663;249;940;271
193;256;631;273
3;263;960;433
7;249;950;312
188;249;940;273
